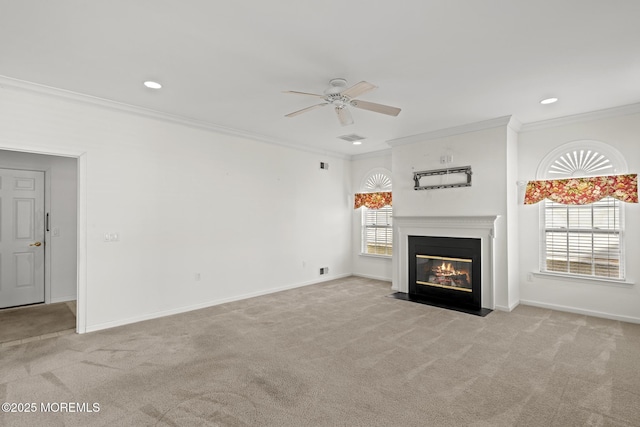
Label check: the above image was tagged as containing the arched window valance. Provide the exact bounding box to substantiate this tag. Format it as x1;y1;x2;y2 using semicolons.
524;141;637;205
354;169;392;209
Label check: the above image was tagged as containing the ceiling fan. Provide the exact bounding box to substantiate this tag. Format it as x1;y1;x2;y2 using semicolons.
284;78;401;126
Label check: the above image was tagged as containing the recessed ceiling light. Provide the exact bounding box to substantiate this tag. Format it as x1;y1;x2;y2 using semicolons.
353;141;362;145
143;81;162;89
540;97;558;105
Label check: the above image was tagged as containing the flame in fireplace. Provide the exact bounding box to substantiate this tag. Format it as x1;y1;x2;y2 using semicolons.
437;261;463;276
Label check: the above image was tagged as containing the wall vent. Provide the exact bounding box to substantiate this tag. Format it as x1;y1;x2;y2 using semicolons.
338;134;366;142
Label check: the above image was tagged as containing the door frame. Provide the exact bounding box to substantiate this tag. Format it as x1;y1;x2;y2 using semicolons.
44;166;51;304
0;144;87;334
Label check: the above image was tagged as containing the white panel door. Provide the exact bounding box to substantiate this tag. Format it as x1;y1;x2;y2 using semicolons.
0;168;45;308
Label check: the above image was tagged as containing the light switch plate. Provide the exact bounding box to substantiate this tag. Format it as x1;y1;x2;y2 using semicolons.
104;232;120;242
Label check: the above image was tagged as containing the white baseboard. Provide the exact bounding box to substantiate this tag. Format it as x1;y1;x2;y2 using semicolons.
494;300;520;312
352;273;392;283
50;295;77;304
84;274;351;333
520;299;640;324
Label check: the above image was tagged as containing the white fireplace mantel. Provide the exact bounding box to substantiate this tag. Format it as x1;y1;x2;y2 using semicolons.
392;215;499;309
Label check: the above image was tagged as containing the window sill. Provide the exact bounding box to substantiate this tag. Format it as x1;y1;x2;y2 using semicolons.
359;253;392;260
532;271;635;287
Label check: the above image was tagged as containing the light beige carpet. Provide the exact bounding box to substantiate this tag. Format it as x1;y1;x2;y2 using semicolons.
1;277;639;426
0;302;75;344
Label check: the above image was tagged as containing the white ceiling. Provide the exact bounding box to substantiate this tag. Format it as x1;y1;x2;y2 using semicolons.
1;1;639;156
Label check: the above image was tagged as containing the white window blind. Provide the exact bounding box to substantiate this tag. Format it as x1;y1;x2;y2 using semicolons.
543;196;623;278
362;206;393;256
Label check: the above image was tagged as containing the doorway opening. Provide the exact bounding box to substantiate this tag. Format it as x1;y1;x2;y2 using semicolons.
0;148;84;339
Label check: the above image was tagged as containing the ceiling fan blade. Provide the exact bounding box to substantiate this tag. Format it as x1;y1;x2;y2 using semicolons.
285;103;328;117
341;81;377;99
283;90;325;98
335;107;354;126
350;100;401;116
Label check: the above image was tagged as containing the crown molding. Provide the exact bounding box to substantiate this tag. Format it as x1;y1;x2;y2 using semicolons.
521;102;640;132
386;116;513;148
507;116;522;132
0;75;350;160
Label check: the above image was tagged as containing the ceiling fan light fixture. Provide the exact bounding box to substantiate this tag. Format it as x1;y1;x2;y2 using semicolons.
284;79;401;126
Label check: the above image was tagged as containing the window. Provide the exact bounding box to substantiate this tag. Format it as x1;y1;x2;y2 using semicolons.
360;169;392;256
544;198;621;278
538;141;627;280
363;206;393;256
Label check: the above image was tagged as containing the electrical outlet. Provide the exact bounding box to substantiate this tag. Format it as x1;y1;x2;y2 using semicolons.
194;273;201;281
320;267;329;275
440;155;453;164
320;162;329;170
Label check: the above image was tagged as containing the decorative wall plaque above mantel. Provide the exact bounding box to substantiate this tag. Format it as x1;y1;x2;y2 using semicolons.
413;166;472;190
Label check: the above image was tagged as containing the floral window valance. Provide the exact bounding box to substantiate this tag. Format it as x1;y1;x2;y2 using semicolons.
354;192;392;209
524;174;637;205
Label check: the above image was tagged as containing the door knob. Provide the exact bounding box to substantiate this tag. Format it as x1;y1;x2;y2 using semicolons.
29;241;42;247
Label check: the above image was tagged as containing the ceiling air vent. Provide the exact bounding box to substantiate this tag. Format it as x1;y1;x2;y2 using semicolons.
338;133;366;143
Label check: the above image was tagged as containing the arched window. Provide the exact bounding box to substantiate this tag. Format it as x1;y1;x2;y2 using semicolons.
537;141;627;279
360;169;392;256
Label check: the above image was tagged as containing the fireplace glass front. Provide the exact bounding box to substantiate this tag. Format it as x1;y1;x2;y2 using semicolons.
416;255;472;292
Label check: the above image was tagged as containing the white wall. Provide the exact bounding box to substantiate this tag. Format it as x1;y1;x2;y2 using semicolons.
351;152;393;281
518;111;640;323
0;85;352;331
390;121;518;310
0;150;77;302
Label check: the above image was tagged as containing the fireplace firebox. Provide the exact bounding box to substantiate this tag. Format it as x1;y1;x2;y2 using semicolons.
408;236;482;312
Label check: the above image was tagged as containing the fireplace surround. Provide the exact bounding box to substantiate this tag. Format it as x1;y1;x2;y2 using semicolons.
392;216;498;315
408;235;482;312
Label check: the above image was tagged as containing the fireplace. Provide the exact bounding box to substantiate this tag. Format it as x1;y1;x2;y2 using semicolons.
392;215;498;315
408;236;481;311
